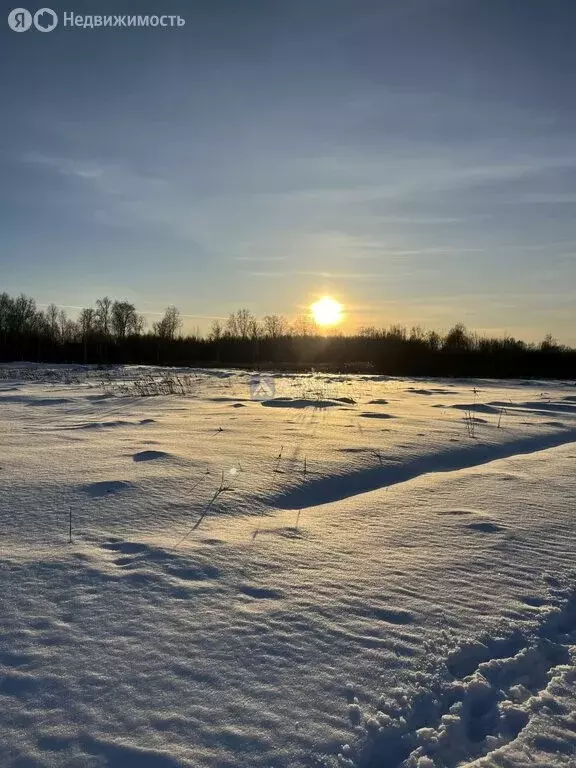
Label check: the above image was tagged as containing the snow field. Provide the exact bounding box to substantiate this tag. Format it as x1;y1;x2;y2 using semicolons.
0;367;574;767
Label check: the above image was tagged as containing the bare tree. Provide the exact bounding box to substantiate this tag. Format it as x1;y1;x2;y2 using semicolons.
111;301;142;340
209;320;223;341
153;305;182;340
95;296;113;336
409;325;426;342
58;309;70;341
11;294;37;334
248;317;261;340
262;314;288;339
444;323;472;351
291;314;316;336
387;324;407;341
358;326;380;338
0;293;12;360
541;333;561;352
0;293;11;333
427;330;442;351
45;303;60;340
225;308;256;339
79;308;96;337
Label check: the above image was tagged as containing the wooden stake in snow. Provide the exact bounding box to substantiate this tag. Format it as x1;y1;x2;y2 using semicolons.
295;508;301;530
69;507;72;544
303;456;307;475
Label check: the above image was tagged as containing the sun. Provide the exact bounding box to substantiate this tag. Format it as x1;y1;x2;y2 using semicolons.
310;296;343;327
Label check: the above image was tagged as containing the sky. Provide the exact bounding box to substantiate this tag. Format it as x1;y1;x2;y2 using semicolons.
1;0;575;343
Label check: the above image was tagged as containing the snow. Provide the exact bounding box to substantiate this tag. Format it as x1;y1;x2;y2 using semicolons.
0;365;575;767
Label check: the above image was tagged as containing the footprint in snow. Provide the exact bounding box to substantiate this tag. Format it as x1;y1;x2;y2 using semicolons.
520;595;548;608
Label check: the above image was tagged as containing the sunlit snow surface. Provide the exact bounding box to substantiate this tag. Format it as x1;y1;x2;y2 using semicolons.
0;364;575;768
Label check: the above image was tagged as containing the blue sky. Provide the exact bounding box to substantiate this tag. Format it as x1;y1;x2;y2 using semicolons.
2;0;575;342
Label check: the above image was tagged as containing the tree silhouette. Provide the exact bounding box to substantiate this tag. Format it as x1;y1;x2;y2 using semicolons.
0;292;571;378
111;301;142;340
153;306;182;340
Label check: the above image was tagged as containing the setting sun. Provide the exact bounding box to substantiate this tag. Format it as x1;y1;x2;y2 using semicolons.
310;296;343;327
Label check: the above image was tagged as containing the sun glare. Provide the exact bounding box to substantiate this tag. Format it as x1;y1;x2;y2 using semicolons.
311;296;343;327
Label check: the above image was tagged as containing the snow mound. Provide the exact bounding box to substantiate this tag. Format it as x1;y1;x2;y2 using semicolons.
261;397;346;409
81;480;133;497
132;450;172;462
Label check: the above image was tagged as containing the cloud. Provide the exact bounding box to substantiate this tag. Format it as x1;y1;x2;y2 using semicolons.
233;256;287;262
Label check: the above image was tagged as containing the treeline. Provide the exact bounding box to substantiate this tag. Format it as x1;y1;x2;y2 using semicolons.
0;292;574;379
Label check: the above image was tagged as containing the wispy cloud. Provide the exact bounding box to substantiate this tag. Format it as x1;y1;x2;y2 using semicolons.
233;256;287;262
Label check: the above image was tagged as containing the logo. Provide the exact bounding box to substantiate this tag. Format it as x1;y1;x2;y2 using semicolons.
8;8;32;30
250;374;275;401
34;7;57;31
7;6;58;31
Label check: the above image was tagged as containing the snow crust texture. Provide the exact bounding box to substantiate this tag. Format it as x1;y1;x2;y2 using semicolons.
0;365;574;767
